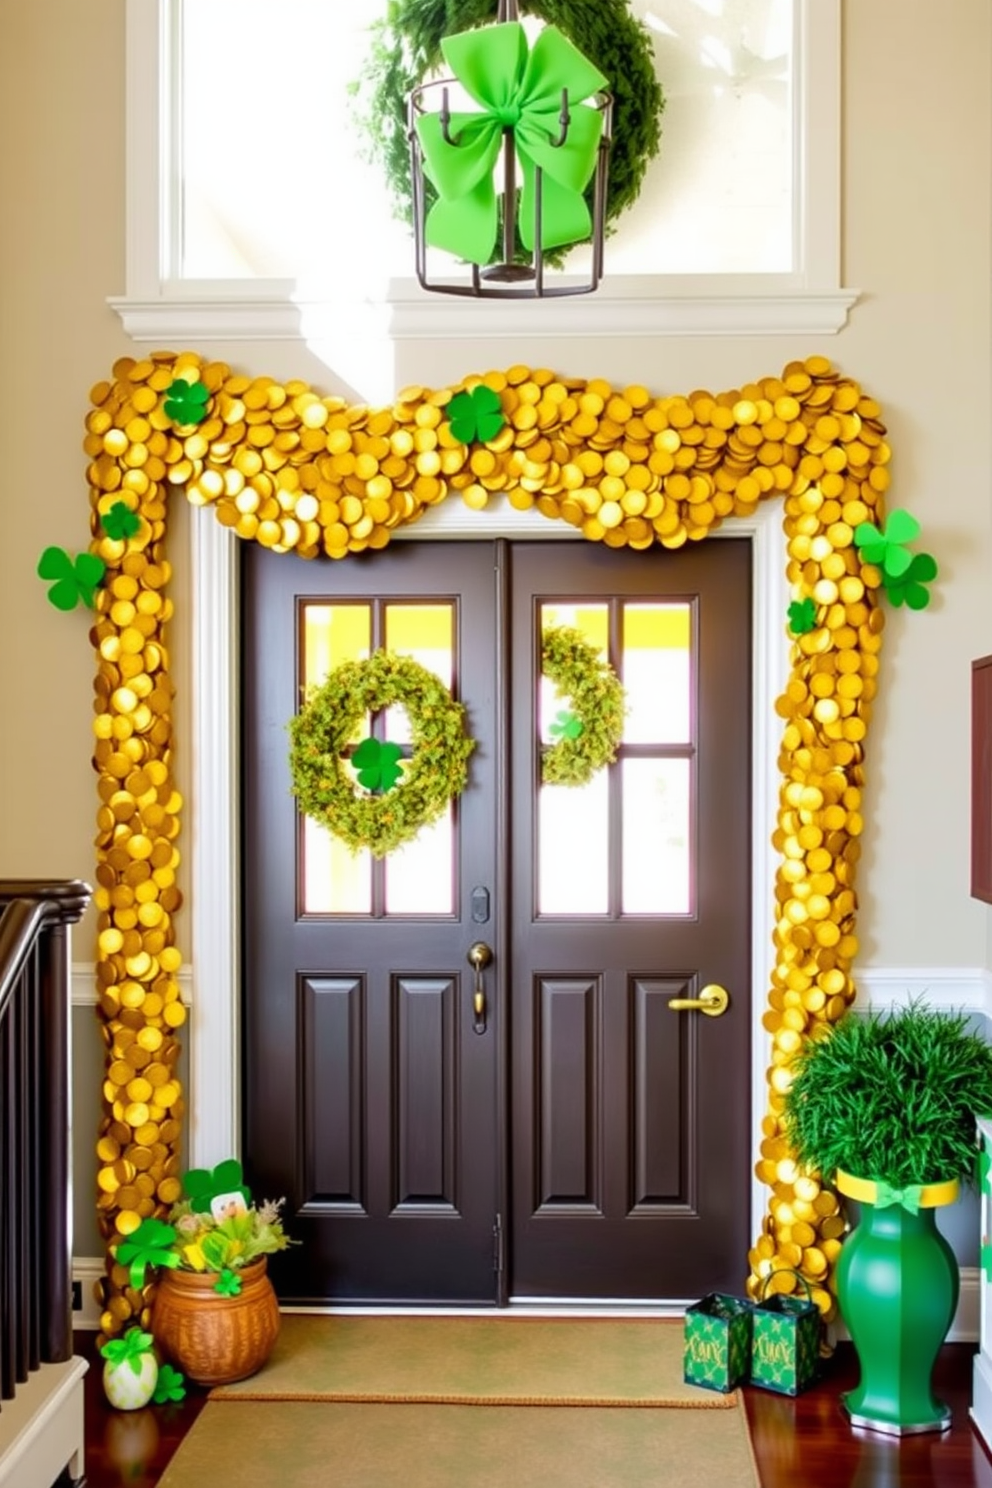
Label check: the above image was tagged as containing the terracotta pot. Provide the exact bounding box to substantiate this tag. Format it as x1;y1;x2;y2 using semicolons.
150;1256;280;1387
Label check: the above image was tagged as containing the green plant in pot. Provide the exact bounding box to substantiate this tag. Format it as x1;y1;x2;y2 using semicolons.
782;1001;992;1435
115;1159;294;1387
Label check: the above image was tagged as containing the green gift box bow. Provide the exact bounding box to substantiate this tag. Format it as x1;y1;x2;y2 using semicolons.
871;1178;926;1214
415;22;608;264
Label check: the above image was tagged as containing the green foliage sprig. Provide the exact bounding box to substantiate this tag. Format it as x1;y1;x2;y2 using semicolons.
783;1002;992;1190
351;0;664;267
288;650;476;857
541;625;625;787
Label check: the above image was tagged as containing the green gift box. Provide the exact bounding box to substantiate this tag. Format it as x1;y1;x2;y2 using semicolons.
749;1273;821;1396
683;1293;754;1393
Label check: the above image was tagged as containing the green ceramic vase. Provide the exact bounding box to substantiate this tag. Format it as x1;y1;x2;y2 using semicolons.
836;1176;959;1435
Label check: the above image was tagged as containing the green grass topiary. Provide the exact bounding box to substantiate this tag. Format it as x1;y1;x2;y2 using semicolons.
782;1002;992;1190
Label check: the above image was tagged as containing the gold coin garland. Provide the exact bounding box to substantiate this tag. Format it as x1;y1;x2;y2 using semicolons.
85;351;892;1338
541;625;626;786
288;649;476;857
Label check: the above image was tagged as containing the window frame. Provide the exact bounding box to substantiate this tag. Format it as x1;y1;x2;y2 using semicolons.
110;0;856;344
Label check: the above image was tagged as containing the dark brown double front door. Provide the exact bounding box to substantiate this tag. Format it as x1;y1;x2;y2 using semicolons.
242;537;751;1305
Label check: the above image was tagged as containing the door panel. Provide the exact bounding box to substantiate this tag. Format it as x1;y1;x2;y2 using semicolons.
242;543;501;1304
509;541;752;1299
242;536;751;1304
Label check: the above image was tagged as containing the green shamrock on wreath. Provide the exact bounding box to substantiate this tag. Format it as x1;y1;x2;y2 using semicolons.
351;737;404;792
447;385;505;445
164;378;210;426
550;710;583;741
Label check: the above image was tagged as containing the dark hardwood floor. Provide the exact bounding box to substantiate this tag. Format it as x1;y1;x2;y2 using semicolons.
72;1331;992;1487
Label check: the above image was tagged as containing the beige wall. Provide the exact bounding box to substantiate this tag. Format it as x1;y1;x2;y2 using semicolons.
2;0;991;1260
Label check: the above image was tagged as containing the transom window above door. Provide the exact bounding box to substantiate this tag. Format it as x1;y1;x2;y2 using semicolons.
114;0;856;340
179;0;795;282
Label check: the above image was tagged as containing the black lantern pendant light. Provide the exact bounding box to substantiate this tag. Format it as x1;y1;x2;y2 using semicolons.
406;0;613;298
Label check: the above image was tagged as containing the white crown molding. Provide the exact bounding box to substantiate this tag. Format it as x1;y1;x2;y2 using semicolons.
108;285;860;344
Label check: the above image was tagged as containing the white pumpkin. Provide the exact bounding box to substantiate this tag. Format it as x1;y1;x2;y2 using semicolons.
103;1351;159;1410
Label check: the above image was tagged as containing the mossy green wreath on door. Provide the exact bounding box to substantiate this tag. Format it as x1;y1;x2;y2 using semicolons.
289;649;476;857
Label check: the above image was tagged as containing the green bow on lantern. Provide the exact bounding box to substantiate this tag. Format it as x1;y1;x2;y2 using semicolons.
415;22;608;265
871;1178;926;1215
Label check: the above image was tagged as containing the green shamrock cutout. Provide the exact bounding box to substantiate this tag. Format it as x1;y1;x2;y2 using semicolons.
352;737;404;792
978;1145;991;1191
214;1267;242;1297
550;710;583;741
101;501;142;542
182;1158;252;1215
854;509;920;578
787;598;818;636
164;378;210;426
152;1363;186;1404
882;551;937;610
37;547;106;610
447;386;505;445
99;1327;155;1373
116;1217;180;1290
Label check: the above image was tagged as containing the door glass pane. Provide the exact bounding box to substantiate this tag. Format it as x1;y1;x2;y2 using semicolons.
538;603;610;915
383;604;454;915
623;604;692;744
385;809;454;915
622;759;691;914
539;603;608;747
302;817;371;914
300;603;372;914
539;774;609;915
383;604;453;743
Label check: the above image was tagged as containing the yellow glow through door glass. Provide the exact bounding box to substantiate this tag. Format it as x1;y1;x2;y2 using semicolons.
538;604;610;916
300;603;372;914
383;605;455;915
623;605;691;744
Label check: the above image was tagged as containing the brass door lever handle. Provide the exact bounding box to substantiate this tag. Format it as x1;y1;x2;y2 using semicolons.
668;984;730;1017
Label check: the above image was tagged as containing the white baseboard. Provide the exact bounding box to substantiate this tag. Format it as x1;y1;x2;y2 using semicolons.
858;968;992;1016
951;1267;980;1344
72;1256;107;1331
72;1257;981;1341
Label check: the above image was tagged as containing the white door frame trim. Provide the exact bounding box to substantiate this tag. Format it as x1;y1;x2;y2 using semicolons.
187;501;789;1260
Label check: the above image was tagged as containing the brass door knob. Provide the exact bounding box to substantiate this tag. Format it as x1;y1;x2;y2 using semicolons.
668;984;730;1017
467;942;493;1034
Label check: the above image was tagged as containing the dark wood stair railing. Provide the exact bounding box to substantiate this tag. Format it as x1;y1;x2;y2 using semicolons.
0;879;91;1488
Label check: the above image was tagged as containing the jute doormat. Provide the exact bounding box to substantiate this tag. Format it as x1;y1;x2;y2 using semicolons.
158;1399;761;1488
209;1314;738;1408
